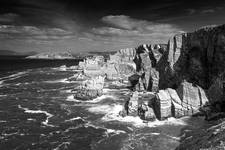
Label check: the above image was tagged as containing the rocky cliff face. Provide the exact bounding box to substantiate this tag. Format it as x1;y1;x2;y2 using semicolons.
158;25;225;105
74;76;105;100
79;48;136;80
132;44;166;92
78;24;225;121
119;25;225;121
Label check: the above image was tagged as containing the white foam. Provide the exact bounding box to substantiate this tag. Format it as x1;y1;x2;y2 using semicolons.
84;122;126;136
105;128;126;135
52;65;67;71
66;95;82;102
86;95;115;103
44;78;70;84
18;105;54;127
44;78;80;84
53;142;71;150
0;71;28;80
87;104;120;114
2;132;19;137
66;94;115;104
65;117;85;122
99;104;187;128
0;71;28;84
150;132;160;135
103;88;129;93
27;118;36;121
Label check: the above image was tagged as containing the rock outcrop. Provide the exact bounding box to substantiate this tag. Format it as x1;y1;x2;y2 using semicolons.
78;55;105;77
77;24;225;122
133;44;166;92
74;76;105;100
79;49;136;80
105;48;136;80
159;25;225;102
151;81;209;120
120;91;156;121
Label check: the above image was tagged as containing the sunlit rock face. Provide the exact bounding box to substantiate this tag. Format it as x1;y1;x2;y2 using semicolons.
151;81;208;120
74;76;105;100
78;55;105;77
175;81;208;115
108;48;136;64
78;49;136;81
105;48;136;80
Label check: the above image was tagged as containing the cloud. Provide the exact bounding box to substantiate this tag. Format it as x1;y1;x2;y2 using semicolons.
201;9;215;14
186;9;196;15
92;27;139;36
0;13;19;23
0;25;76;40
90;15;184;44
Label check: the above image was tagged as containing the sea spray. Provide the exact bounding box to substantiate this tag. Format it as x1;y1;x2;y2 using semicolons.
18;105;55;127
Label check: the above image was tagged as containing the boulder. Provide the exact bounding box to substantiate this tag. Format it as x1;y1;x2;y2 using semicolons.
139;92;156;121
127;91;139;116
151;81;209;120
166;88;184;118
74;76;105;100
120;91;156;121
128;74;140;89
153;90;172;120
74;89;103;100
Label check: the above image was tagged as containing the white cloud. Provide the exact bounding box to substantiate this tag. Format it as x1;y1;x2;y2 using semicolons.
201;9;215;14
186;9;196;15
0;13;19;23
90;15;184;44
92;27;139;36
0;25;76;40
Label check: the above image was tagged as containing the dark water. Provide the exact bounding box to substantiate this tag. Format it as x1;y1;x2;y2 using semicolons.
0;58;204;150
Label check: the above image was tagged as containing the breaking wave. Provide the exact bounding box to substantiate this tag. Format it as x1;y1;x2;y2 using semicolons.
18;105;55;127
0;71;28;84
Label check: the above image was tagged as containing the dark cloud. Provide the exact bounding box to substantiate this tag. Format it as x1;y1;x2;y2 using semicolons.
0;0;225;53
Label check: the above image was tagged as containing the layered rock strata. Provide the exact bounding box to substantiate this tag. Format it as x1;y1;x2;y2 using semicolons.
74;76;105;100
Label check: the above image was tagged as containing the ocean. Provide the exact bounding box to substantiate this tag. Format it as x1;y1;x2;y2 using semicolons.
0;57;205;150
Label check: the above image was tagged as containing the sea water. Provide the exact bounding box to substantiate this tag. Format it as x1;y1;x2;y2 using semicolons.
0;58;205;150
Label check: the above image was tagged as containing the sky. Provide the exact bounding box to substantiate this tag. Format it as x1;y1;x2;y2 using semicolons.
0;0;225;53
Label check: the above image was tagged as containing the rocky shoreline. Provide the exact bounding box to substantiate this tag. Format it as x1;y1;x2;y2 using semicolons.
72;24;225;149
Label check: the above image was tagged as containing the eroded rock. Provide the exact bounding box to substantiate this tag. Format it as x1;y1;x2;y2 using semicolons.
152;81;208;120
74;76;105;100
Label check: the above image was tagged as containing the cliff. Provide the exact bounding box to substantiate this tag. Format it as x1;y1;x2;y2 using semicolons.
73;24;225;149
158;25;225;104
113;25;225;122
